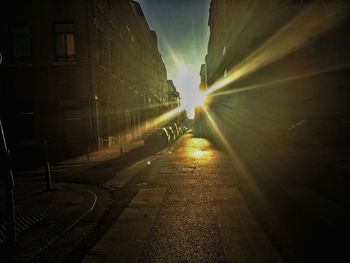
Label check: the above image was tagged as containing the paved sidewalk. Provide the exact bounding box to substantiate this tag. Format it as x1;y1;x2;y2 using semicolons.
0;139;144;262
59;140;145;164
17;139;144;175
1;182;97;262
14;140;145;195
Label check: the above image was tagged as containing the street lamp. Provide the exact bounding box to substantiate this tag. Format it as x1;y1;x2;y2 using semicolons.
94;95;101;149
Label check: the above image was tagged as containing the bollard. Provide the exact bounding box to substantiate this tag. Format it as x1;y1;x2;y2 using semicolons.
43;139;53;191
120;142;123;155
87;145;90;161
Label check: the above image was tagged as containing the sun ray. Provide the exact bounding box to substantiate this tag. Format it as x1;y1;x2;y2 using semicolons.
202;105;271;196
162;37;208;119
173;66;207;119
212;63;350;98
129;101;180;112
112;106;185;144
206;2;349;96
163;39;186;69
144;106;185;132
202;107;234;156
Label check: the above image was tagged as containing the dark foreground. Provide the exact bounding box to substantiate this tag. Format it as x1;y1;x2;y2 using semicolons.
2;133;350;262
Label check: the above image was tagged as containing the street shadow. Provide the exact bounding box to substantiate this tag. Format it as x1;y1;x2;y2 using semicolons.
64;144;166;185
91;144;160;170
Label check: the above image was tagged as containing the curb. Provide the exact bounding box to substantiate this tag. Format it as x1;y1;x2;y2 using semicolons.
31;189;97;262
14;184;98;263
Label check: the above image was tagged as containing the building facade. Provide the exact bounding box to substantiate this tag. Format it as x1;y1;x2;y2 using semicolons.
167;80;180;109
199;63;208;91
204;0;350;142
0;0;169;165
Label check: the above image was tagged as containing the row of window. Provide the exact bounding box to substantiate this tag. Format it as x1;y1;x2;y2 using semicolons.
11;23;138;66
10;23;76;64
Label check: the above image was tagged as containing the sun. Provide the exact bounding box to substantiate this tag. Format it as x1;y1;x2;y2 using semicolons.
173;66;207;119
194;90;208;108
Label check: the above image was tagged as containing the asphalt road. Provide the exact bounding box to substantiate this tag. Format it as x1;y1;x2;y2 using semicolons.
78;133;349;262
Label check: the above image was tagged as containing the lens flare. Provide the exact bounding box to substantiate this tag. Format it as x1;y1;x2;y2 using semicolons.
205;2;349;96
185;137;212;158
173;66;207;119
117;106;185;144
145;106;185;132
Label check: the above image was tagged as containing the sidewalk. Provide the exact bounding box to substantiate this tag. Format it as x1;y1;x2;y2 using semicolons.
0;139;144;262
0;182;97;262
14;140;145;196
59;139;145;164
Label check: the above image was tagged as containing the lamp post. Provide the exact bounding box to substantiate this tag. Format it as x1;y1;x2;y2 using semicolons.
94;95;100;149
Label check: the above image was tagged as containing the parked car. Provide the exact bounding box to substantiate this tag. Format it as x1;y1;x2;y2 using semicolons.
288;115;350;148
165;126;176;143
178;127;184;136
144;128;170;148
169;123;180;138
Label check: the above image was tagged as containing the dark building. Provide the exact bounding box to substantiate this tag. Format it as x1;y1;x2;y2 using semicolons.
204;0;350;143
167;80;180;108
166;79;185;125
199;62;208;91
0;0;169;165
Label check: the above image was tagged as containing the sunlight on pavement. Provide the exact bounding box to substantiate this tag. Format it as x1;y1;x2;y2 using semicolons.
185;137;213;159
192;150;207;158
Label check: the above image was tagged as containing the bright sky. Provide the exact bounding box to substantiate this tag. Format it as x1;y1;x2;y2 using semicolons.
138;0;210;118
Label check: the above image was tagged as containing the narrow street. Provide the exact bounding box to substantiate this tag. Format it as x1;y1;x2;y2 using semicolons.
83;133;281;262
4;131;349;262
2;1;350;262
70;133;348;263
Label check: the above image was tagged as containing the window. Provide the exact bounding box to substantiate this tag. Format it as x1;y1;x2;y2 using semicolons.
10;25;31;63
54;23;76;62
